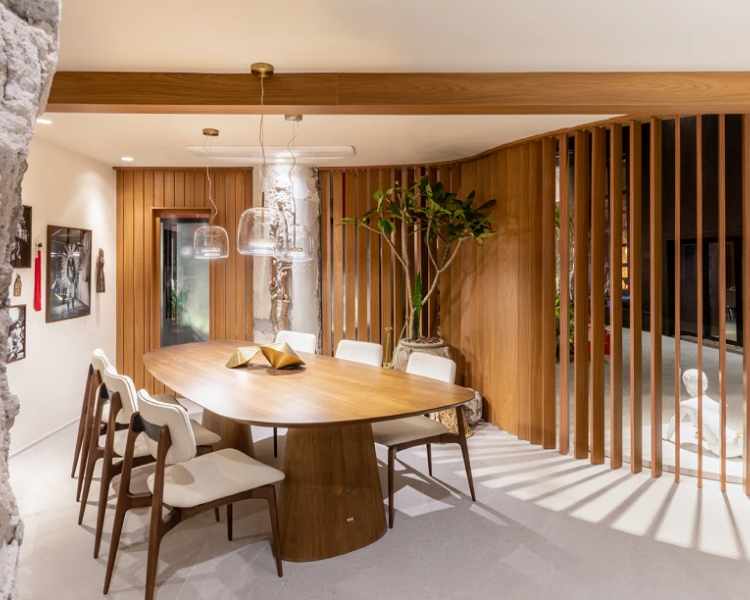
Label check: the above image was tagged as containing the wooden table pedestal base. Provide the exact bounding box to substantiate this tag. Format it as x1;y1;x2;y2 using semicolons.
280;423;386;561
202;409;255;457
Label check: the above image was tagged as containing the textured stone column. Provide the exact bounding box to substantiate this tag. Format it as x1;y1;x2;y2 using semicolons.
0;2;60;596
253;164;321;346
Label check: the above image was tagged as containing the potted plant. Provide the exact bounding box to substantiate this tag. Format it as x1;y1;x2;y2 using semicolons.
343;176;494;366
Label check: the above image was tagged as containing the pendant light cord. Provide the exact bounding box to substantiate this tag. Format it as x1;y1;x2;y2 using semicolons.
287;119;299;245
259;75;266;208
202;136;218;223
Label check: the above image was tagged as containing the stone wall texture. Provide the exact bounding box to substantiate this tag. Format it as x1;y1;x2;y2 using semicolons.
0;1;60;597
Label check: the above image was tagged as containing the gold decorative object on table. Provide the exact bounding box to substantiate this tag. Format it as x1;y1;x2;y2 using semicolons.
225;346;261;368
260;342;305;369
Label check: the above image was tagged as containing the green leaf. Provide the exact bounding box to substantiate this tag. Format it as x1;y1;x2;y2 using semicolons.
379;218;394;235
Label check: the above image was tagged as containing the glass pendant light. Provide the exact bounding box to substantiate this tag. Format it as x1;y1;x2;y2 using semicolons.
276;223;313;263
194;128;229;260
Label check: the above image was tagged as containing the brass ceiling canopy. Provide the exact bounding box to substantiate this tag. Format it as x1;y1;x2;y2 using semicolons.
202;127;219;137
251;62;274;79
284;114;303;122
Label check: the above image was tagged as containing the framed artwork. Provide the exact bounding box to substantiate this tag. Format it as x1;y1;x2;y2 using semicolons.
46;225;92;323
8;305;26;363
10;205;31;268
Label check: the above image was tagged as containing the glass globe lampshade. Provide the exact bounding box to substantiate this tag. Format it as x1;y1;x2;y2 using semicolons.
193;224;229;260
275;223;313;263
237;206;280;256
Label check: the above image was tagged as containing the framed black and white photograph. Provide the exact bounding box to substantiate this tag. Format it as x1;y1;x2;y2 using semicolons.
46;225;92;323
10;205;31;268
8;305;26;363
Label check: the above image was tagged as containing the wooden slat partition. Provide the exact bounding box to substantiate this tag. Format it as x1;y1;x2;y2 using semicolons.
718;115;727;490
115;167;253;391
609;124;624;469
743;114;750;497
650;117;663;477
541;137;557;449
674;117;682;482
590;127;606;464
629;121;644;473
573;130;591;459
696;116;704;487
559;134;571;455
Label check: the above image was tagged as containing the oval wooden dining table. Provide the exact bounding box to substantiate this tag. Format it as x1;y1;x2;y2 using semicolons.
144;340;474;562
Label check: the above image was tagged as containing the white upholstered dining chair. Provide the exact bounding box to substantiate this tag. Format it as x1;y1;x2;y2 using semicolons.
271;330;318;456
371;352;476;528
335;339;383;367
82;368;221;559
103;390;285;600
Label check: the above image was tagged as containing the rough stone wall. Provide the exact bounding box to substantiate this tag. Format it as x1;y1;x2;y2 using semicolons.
0;2;60;597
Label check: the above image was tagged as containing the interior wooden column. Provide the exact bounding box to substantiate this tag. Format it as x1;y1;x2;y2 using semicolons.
673;117;682;482
743;114;750;497
590;127;606;464
528;141;544;445
649;117;663;477
541;137;557;449
629;122;644;473
609;124;624;469
559;134;571;455
718;115;727;490
573;130;591;460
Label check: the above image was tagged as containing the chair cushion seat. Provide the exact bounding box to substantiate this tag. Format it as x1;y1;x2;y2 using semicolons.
108;420;220;458
147;448;285;508
372;416;449;447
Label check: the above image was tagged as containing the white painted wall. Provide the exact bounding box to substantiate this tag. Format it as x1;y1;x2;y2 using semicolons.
8;137;116;454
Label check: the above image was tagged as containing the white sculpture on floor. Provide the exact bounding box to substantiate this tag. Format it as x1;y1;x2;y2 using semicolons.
665;369;743;458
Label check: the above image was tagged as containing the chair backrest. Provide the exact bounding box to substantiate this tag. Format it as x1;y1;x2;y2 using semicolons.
275;330;317;353
335;339;383;368
100;367;139;419
91;348;113;376
406;352;456;384
137;389;197;465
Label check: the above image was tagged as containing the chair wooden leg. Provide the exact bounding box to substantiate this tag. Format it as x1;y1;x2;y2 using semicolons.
455;407;476;501
94;452;114;558
266;486;283;578
226;503;233;541
214;507;221;523
78;444;101;525
72;367;94;478
103;484;128;594
76;411;95;502
387;447;396;529
426;443;433;476
273;427;278;458
145;503;164;600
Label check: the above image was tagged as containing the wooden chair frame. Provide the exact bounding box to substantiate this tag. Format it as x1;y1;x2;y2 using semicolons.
385;406;476;528
103;413;282;600
71;363;96;479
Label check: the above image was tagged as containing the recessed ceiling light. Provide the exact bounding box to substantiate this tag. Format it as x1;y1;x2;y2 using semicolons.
36;117;53;125
120;156;135;163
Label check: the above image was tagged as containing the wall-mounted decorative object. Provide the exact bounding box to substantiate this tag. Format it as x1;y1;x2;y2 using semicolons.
33;243;42;311
46;225;92;323
7;304;27;363
96;248;105;293
10;205;31;268
13;273;22;297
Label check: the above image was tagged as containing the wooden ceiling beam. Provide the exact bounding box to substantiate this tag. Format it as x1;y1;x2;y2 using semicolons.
48;71;750;115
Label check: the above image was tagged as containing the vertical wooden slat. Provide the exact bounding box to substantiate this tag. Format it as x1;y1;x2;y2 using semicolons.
718;115;727;491
573;130;591;459
650;117;663;477
116;172;124;372
143;170;154;391
528;141;543;445
674;117;681;481
541;137;557;449
590;127;606;464
743;114;750;497
696;116;704;487
320;171;332;354
609;124;624;469
380;169;393;349
332;171;345;349
357;170;369;340
559;134;571;455
630;121;644;473
123;170;134;380
345;171;357;340
368;170;381;344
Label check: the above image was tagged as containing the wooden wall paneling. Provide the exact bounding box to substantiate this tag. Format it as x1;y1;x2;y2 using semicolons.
590;127;606;464
393;168;407;344
718;115;727;490
123;170;134;379
528;141;544;445
344;171;358;340
743;114;750;497
629;122;644;473
151;170;165;394
143;170;154;391
116;171;124;379
609;124;624;469
357;170;369;340
484;156;500;426
649;117;663;477
459;160;479;393
367;170;381;345
211;171;226;340
332;171;345;350
541;137;557;449
673;118;681;481
573;130;591;459
559;134;571;454
513;146;530;439
320;171;332;354
696;116;704;487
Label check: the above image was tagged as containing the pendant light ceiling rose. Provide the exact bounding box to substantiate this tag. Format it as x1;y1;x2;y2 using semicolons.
251;62;274;79
202;127;219;137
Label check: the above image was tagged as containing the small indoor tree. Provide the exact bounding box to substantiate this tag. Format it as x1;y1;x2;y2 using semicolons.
343;176;495;343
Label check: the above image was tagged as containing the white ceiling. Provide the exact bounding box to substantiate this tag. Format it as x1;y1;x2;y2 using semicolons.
33;113;607;167
58;0;750;72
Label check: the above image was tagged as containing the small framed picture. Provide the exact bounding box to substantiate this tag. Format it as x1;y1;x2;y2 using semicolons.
46;225;92;323
8;304;27;363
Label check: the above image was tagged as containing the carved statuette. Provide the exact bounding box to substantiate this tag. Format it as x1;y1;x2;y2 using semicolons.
96;248;105;293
